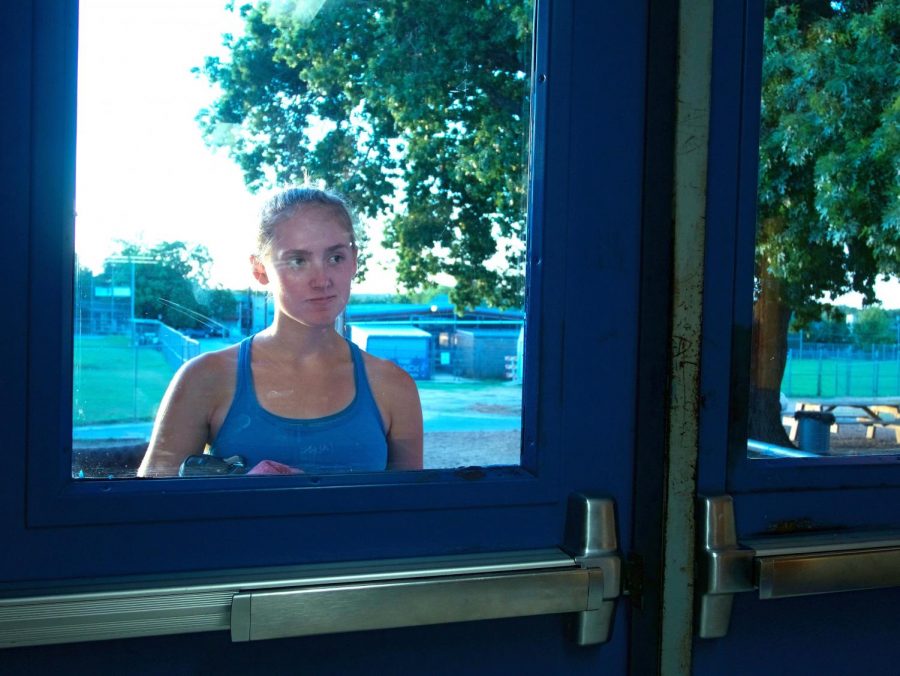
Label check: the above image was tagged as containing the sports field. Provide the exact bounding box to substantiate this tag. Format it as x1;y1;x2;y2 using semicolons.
782;356;900;398
73;335;174;424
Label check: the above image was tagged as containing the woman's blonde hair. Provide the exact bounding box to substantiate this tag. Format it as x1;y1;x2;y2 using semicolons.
256;187;357;256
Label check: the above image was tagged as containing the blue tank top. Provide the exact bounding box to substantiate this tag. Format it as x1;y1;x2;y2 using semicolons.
209;336;388;473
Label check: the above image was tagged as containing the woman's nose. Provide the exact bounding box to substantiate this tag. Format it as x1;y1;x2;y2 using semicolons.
309;263;331;288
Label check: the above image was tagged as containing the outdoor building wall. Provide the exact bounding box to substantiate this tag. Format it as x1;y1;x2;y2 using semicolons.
349;325;432;380
454;330;520;380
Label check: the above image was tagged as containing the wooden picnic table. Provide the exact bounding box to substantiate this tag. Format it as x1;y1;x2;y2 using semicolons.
790;398;900;443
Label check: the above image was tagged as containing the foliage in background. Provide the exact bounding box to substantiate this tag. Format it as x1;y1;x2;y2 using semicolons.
348;288;449;306
196;0;533;309
198;287;240;322
796;306;900;346
114;241;210;328
86;241;236;330
796;306;853;343
758;0;899;318
750;0;899;442
853;307;899;346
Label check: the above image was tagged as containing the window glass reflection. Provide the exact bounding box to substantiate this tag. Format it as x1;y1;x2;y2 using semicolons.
748;0;900;460
73;0;533;479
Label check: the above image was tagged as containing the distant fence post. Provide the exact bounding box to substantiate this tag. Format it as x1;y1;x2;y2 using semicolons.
833;356;839;397
816;352;823;397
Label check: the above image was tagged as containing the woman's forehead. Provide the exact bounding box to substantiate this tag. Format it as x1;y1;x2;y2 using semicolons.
271;207;353;247
284;202;350;226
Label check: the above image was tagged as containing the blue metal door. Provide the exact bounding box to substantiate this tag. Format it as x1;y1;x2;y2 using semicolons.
685;2;900;673
0;2;677;674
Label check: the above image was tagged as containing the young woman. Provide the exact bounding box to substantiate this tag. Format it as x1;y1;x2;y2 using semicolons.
137;188;423;477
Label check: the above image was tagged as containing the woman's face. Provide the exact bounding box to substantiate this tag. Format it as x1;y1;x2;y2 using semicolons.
253;204;357;328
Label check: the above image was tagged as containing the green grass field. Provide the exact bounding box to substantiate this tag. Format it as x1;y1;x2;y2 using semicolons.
73;335;176;424
783;357;900;398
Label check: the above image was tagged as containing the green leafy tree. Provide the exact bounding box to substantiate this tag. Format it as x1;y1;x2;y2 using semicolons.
397;286;455;305
852;306;895;346
802;307;853;343
104;241;213;329
203;288;240;322
751;0;899;443
196;0;532;309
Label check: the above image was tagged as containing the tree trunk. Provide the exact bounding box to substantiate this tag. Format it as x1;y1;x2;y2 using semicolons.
747;268;794;447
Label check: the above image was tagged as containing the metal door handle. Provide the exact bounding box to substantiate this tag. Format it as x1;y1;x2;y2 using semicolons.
233;493;622;646
231;566;600;642
698;495;900;638
0;495;621;649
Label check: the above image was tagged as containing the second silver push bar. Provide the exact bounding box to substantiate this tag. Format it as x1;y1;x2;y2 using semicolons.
699;495;900;638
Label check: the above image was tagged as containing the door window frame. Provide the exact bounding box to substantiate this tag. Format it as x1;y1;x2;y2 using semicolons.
698;0;900;495
26;0;562;530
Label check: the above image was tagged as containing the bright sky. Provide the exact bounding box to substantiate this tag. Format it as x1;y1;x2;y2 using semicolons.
76;0;397;293
75;0;899;308
835;283;900;311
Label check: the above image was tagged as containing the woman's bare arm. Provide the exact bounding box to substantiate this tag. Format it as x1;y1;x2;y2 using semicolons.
379;363;424;470
137;355;227;478
362;353;424;470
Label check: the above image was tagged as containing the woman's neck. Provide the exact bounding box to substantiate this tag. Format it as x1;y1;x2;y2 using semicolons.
257;314;345;359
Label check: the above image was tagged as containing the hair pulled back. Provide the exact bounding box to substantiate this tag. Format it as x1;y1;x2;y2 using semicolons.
256;187;357;256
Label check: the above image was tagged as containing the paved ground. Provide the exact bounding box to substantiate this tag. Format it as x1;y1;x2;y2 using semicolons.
418;378;522;467
823;423;900;455
424;430;521;468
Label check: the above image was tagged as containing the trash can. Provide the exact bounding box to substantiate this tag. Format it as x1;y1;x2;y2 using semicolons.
794;411;836;453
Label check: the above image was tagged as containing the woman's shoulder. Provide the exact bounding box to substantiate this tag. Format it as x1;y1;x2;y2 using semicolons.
359;349;417;389
359;349;412;380
358;348;423;467
172;342;241;391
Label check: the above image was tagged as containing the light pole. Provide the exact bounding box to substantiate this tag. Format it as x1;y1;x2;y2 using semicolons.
106;254;154;419
106;255;154;339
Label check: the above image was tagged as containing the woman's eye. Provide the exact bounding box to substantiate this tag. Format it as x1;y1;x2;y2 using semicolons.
286;257;306;268
329;254;345;264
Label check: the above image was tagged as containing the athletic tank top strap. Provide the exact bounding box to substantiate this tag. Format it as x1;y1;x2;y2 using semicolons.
209;334;388;473
347;339;380;420
234;335;253;401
